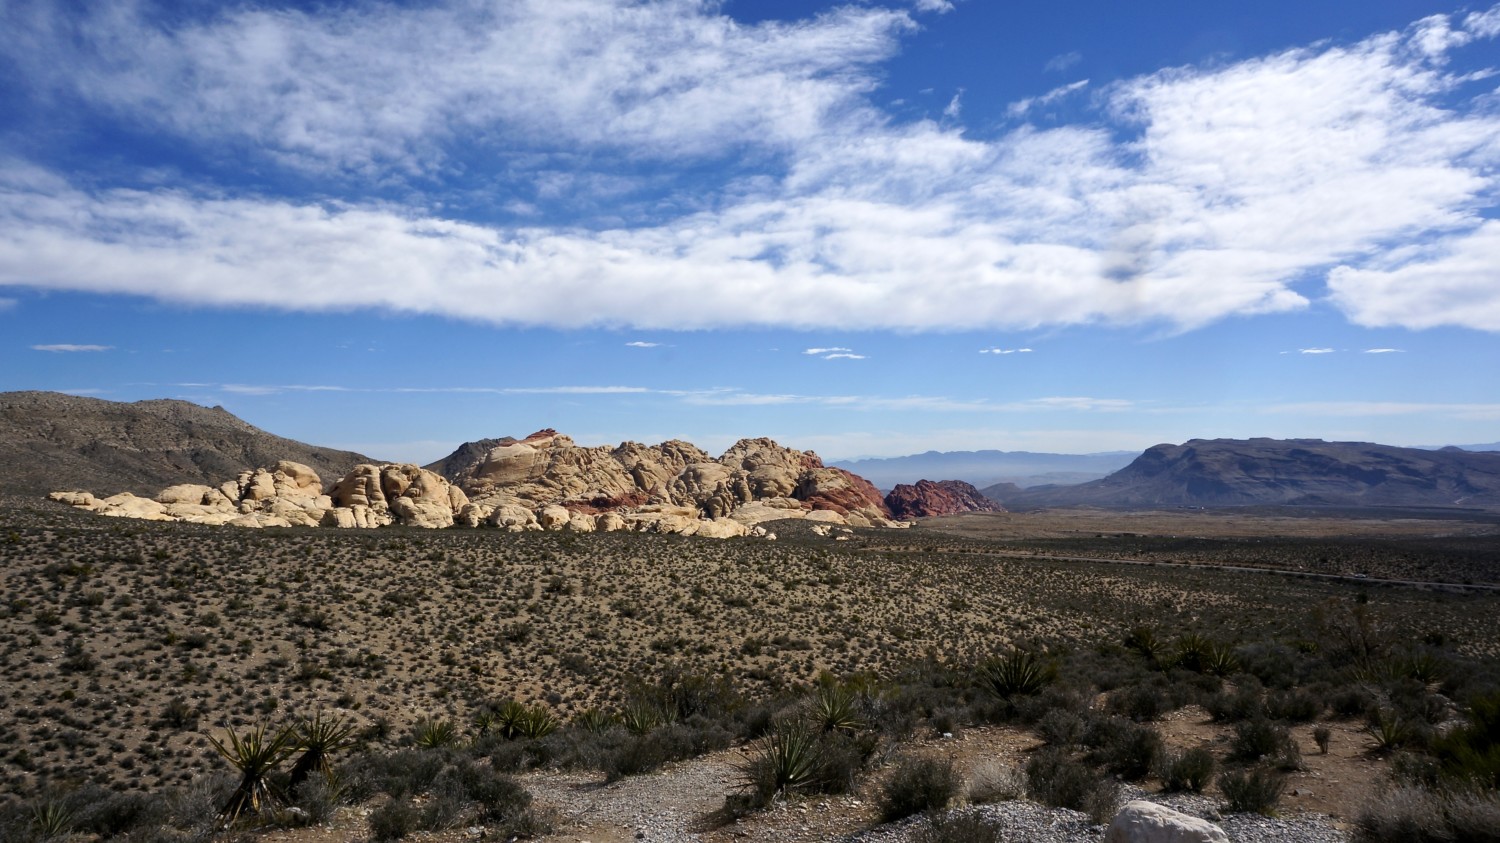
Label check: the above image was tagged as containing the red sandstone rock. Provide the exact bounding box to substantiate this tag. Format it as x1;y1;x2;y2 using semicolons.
885;479;1005;520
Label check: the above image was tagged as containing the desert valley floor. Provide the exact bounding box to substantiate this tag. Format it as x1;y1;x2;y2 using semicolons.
2;497;1499;841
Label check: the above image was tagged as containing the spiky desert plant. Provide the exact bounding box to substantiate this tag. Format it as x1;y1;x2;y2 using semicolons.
517;706;558;739
413;718;461;749
620;700;666;736
573;708;618;734
492;699;530;740
741;723;821;801
809;681;864;733
287;711;356;796
29;801;73;841
210;723;296;824
976;649;1053;699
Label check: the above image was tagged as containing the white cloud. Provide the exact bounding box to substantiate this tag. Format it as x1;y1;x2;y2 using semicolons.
1468;7;1500;37
1006;79;1089;118
943;90;963;119
1;3;1498;333
980;347;1032;354
4;2;913;174
625;341;662;348
1327;221;1500;330
1298;348;1336;354
1045;51;1082;73
1364;348;1404;353
804;347;853;355
823;352;867;360
912;0;955;13
31;344;113;352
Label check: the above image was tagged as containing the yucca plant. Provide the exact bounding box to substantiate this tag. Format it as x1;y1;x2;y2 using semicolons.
1367;708;1414;752
29;801;73;841
517;706;558;739
809;682;864;733
976;649;1053;699
491;699;530;740
210;723;296;824
573;708;618;734
741;723;821;801
620;701;666;736
287;711;356;795
412;718;461;749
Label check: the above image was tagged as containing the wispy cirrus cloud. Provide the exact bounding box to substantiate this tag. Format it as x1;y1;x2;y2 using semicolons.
1006;78;1089;117
31;344;113;352
1364;348;1405;353
1263;401;1500;420
1045;51;1082;73
1;3;1498;334
625;341;663;348
980;347;1033;355
803;347;865;359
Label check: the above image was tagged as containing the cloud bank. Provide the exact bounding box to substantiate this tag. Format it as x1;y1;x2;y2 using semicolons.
1;2;1498;332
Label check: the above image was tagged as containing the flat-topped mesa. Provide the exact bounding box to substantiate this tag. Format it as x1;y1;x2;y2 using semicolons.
50;429;907;536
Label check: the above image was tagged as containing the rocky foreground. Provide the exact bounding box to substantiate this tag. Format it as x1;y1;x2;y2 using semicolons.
50;429;908;536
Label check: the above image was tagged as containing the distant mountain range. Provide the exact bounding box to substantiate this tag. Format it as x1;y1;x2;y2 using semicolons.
6;391;1499;514
986;438;1500;510
829;449;1137;491
0;391;374;498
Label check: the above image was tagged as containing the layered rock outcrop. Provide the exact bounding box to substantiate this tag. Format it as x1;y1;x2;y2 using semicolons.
885;479;1006;520
441;431;896;532
51;429;903;536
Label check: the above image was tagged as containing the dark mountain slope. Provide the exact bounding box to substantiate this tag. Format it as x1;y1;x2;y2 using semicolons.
993;438;1500;510
0;391;376;497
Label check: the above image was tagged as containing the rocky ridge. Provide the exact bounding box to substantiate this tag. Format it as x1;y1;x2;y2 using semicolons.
884;479;1006;519
0;390;372;497
51;429;903;536
992;438;1500;510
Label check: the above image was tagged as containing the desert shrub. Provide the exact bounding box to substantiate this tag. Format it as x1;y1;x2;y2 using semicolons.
1236;642;1301;689
1266;688;1324;723
810;680;865;733
1330;683;1380;718
290;770;345;825
1109;682;1172;722
1219;766;1285;815
1432;691;1500;788
1083;716;1162;780
1025;749;1119;823
964;760;1025;804
881;756;960;821
1013;684;1091;726
811;730;878;795
352;748;450;798
913;808;1007;843
1354;785;1500;843
1157;746;1216;793
369;797;418;842
1231;718;1301;769
1206;685;1264;723
1037;709;1085;747
602;734;670;782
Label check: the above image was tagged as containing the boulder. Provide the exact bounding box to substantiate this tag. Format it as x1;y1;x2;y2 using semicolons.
537;505;572;530
49;491;99;508
595;512;628;532
156;484;217;505
273;460;323;496
1104;801;1230;843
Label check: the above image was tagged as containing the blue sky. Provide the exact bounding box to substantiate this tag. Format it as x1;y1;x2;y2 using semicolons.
2;0;1498;463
